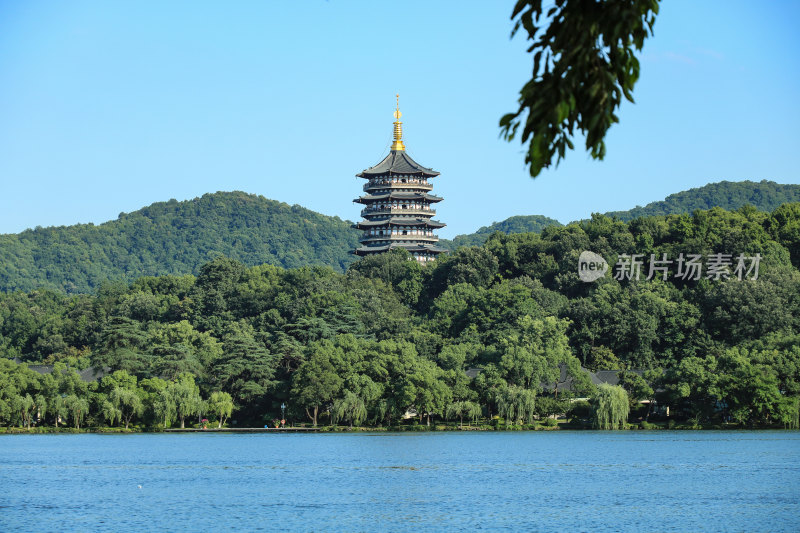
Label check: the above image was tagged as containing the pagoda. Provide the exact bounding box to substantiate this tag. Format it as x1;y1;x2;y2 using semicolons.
353;96;446;263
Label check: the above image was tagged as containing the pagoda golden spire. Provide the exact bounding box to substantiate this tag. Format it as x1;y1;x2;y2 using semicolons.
390;93;405;151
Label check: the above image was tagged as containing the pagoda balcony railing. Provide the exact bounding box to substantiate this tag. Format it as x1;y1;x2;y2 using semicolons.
364;182;433;192
359;234;439;244
361;207;435;217
366;177;430;186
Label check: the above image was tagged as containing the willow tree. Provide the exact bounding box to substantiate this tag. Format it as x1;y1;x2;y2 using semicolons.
592;384;629;429
101;400;122;427
172;373;203;429
64;395;89;429
110;387;143;430
446;401;482;429
331;391;367;428
498;386;537;428
208;391;234;428
154;387;177;428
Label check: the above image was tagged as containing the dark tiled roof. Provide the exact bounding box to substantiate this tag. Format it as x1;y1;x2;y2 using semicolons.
356;150;440;178
463;365;646;393
355;192;443;204
21;362;108;383
465;368;483;379
354;243;448;255
354;217;445;229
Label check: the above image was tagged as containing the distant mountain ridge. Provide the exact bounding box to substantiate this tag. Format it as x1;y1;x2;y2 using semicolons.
1;180;798;294
604;180;800;221
440;215;563;250
444;180;800;247
0;192;359;293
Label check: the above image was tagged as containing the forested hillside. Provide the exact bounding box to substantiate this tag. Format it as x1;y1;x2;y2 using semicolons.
441;215;562;249
0;192;359;293
2;203;799;430
605;180;800;221
1;181;796;295
444;180;799;247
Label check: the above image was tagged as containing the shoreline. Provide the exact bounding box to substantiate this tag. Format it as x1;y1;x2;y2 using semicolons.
2;423;796;434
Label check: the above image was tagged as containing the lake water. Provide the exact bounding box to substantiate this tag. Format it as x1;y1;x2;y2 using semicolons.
1;431;798;532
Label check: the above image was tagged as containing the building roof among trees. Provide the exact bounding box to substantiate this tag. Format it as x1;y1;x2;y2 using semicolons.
15;359;108;383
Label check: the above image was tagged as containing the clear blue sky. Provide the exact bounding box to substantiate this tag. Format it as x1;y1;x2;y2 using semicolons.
1;1;798;238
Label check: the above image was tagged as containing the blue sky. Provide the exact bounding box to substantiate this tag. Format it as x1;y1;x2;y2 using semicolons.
1;0;798;238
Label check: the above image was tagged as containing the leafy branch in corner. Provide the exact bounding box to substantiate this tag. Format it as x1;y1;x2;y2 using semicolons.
500;0;660;177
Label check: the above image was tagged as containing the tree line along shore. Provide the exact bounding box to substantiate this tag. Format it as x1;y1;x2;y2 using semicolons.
1;204;799;431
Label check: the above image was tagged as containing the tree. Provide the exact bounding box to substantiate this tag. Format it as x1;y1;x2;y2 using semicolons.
94;317;150;374
499;315;574;390
211;322;277;422
109;387;143;429
331;391;367;428
347;248;423;306
208;391;234;428
64;394;89;429
153;386;177;428
497;385;537;427
592;384;629;429
617;370;654;411
101;399;121;427
663;356;719;422
20;393;35;429
291;348;343;427
500;0;660;177
172;373;203;429
51;395;69;428
446;400;482;429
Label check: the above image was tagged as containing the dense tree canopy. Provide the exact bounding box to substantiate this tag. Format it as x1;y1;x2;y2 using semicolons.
606;180;800;222
1;203;799;429
2;182;797;295
0;191;360;293
442;181;800;249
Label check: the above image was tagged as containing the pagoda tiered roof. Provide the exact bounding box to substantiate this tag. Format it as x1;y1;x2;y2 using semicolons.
354;191;443;204
353;217;446;229
354;242;448;256
356;150;440;179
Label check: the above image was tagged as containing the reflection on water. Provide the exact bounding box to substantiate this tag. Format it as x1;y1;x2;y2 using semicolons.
1;431;798;532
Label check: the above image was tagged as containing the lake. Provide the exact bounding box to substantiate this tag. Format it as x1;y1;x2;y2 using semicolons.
1;431;798;532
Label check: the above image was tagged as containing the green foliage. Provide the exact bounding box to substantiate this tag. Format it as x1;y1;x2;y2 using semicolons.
207;391;234;428
497;385;537;427
0;192;360;293
442;215;562;249
592;384;629;430
171;373;203;429
607;180;800;222
445;181;800;251
446;400;481;428
0;201;798;429
500;0;660;176
617;370;654;408
331;390;367;428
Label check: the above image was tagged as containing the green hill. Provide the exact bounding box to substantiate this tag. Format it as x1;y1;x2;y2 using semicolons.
604;180;800;221
0;192;360;293
2;180;797;294
441;215;563;250
444;180;800;248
